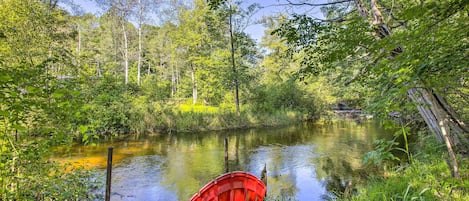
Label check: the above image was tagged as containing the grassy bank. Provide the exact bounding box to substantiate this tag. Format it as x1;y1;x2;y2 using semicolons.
344;134;469;201
78;78;325;138
128;102;310;134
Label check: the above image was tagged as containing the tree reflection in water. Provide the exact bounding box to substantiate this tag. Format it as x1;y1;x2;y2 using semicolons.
53;120;393;201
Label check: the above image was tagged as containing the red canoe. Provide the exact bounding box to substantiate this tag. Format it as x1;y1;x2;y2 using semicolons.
189;171;267;201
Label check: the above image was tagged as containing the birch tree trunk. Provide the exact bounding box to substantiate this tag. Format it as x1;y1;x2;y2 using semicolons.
171;63;176;97
191;64;197;104
122;20;129;85
407;88;468;178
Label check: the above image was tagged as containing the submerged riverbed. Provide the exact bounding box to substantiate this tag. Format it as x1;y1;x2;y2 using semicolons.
54;120;394;201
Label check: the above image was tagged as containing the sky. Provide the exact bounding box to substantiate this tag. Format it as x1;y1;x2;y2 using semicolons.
60;0;326;43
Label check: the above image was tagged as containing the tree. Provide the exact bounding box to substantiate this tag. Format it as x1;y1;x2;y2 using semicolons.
137;0;144;85
259;15;298;83
135;0;160;85
228;0;240;114
175;0;231;104
97;0;136;84
0;0;92;199
208;0;260;113
274;0;469;178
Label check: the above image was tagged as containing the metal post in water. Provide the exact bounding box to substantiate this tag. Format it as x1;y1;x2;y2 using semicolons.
105;147;113;201
224;137;229;173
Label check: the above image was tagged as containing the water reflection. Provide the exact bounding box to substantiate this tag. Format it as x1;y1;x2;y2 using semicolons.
53;120;393;201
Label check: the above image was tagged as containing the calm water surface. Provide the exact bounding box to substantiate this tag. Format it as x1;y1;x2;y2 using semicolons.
54;120;393;201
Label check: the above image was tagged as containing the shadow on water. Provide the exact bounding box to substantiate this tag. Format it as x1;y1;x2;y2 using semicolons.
53;120;394;201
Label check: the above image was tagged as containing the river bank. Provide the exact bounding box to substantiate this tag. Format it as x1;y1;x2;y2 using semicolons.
341;131;469;201
78;100;324;142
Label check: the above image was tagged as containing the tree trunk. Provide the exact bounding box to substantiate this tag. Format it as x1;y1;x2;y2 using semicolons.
408;87;466;178
176;61;180;90
229;1;240;115
97;62;102;77
191;64;197;104
171;63;176;97
112;16;119;76
122;20;129;85
77;23;81;68
147;61;150;75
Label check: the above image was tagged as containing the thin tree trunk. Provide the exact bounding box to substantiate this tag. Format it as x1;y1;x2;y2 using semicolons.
191;64;197;104
147;61;150;75
122;18;129;85
171;63;176;97
229;1;240;115
77;24;81;68
97;62;102;77
176;61;179;91
112;17;119;76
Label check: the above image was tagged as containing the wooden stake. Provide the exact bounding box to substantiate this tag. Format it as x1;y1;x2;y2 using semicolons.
105;147;113;201
224;138;229;173
261;163;267;186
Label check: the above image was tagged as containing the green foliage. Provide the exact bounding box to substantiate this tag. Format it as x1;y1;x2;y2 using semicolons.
80;77;134;136
270;1;468;198
249;81;309;113
363;139;401;166
0;1;96;198
0;139;98;200
347;134;469;201
274;0;468;121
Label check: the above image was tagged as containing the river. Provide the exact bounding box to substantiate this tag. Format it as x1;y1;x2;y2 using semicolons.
53;120;394;201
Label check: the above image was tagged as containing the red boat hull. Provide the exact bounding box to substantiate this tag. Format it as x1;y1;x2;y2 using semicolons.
189;171;267;201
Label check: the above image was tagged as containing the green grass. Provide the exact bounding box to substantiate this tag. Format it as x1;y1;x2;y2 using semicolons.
167;104;305;132
342;135;469;201
178;104;220;114
123;99;310;134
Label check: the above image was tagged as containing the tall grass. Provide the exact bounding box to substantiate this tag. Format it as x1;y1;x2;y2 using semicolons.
343;133;469;201
156;103;305;133
119;98;310;135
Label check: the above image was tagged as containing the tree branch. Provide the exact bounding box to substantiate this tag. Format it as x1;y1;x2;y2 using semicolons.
285;0;353;7
259;3;356;23
261;0;353;9
309;15;356;23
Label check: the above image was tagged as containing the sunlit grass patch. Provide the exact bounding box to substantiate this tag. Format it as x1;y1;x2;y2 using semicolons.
178;104;220;114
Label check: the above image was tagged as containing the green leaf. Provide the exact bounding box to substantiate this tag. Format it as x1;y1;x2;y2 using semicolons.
11;124;26;131
0;110;9;117
52;91;65;98
0;74;12;82
82;133;89;143
79;125;88;134
26;86;41;94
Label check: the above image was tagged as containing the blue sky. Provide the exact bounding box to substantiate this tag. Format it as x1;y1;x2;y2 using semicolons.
61;0;325;43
